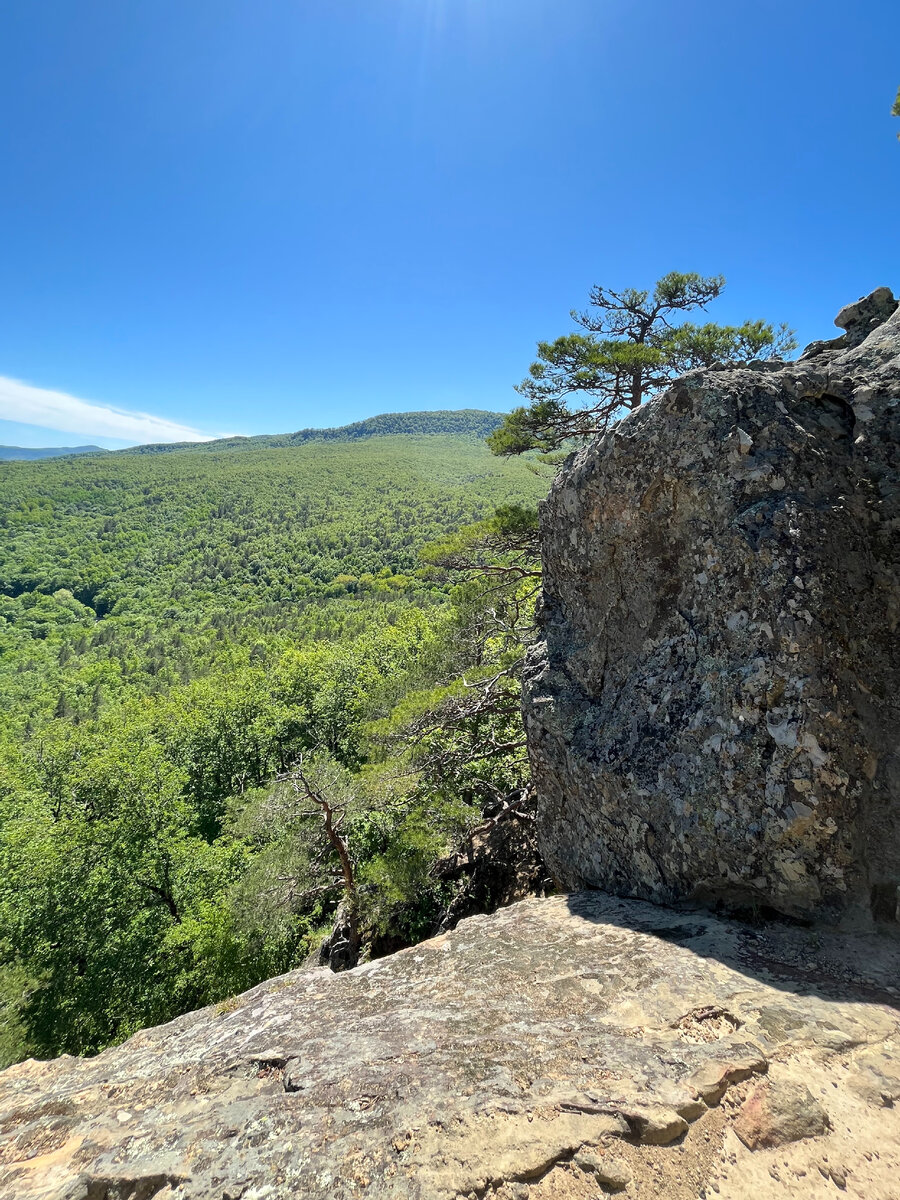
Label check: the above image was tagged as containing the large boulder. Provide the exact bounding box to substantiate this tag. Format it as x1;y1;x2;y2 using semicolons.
524;290;900;923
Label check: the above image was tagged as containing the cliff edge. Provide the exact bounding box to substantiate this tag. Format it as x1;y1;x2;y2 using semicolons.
1;894;899;1199
525;289;900;924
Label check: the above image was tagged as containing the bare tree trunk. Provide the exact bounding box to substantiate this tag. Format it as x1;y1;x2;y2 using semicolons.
629;368;644;409
285;764;361;966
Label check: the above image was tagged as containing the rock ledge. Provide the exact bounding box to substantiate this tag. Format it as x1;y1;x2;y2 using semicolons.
1;892;898;1199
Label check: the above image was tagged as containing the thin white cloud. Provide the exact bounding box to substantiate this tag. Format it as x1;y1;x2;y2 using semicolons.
0;375;220;445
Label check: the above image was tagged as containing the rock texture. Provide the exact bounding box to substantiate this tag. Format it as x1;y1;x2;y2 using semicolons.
732;1079;829;1150
1;892;899;1200
525;289;900;922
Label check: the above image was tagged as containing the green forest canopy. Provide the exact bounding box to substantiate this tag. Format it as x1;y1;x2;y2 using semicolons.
0;426;547;1062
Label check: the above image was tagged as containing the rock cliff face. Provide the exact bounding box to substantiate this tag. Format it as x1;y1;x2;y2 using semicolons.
524;289;900;923
2;894;899;1200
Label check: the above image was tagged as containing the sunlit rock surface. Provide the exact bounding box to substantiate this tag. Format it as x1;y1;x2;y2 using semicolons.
1;893;899;1199
525;290;900;922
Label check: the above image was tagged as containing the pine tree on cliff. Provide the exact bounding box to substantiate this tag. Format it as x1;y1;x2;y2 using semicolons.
488;272;796;455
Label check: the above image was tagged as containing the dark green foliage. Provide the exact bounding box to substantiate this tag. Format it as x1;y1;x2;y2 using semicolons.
488;272;796;454
0;430;547;1061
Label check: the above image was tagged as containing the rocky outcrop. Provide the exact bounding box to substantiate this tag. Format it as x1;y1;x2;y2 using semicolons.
2;892;899;1200
525;290;900;923
3;293;899;1200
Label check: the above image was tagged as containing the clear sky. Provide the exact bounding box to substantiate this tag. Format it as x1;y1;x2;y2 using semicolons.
1;0;898;447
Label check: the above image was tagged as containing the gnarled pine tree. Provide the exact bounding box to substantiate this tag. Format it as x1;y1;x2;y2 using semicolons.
488;271;796;455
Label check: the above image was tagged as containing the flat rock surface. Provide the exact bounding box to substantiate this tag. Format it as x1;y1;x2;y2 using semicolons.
1;893;898;1200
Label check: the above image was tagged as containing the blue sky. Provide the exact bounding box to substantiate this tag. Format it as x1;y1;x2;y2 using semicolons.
1;0;898;447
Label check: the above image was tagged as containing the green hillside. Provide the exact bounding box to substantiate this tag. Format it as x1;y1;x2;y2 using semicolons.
121;408;504;454
0;427;547;1062
0;432;543;723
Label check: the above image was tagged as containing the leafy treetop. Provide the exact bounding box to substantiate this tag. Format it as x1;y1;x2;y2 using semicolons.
488;271;796;455
0;432;549;1062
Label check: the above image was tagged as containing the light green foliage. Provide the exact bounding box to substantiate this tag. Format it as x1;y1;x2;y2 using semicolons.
488;272;796;454
661;319;797;371
0;963;32;1069
0;435;544;728
358;504;543;943
0;432;547;1057
0;730;244;1053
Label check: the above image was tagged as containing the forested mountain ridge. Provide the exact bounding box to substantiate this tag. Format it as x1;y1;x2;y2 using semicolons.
0;429;547;1062
0;445;107;461
119;408;505;454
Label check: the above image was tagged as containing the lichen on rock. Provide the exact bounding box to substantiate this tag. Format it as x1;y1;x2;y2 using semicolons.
524;289;900;924
1;892;899;1199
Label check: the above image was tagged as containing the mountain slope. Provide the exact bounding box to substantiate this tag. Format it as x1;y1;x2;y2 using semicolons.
0;430;546;724
0;425;549;1063
121;409;505;454
0;445;107;461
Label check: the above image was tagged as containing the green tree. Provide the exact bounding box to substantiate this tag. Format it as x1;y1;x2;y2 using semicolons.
488;272;796;455
0;731;247;1054
0;431;552;1059
893;84;900;137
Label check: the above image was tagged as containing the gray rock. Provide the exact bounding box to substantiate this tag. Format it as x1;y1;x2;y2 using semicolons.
574;1148;632;1187
800;286;898;358
834;286;898;344
524;289;900;924
2;893;898;1199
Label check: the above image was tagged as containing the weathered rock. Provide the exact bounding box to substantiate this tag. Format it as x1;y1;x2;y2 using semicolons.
2;892;899;1200
687;1056;768;1106
525;290;900;923
617;1102;689;1144
573;1147;632;1188
733;1078;829;1150
802;286;898;357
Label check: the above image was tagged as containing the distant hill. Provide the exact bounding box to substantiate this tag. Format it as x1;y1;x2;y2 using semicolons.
0;445;108;461
119;409;505;454
0;413;506;461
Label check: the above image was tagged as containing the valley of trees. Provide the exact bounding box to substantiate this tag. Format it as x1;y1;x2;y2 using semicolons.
0;429;546;1063
0;280;797;1067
